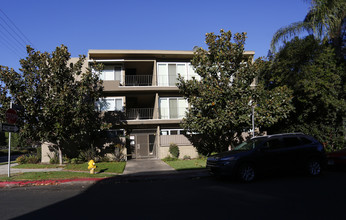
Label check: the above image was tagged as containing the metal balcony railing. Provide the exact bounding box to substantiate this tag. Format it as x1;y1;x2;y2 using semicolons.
126;108;154;120
122;75;180;87
126;107;187;120
124;75;153;86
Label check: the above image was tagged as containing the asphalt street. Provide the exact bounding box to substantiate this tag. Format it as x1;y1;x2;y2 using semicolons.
1;169;346;220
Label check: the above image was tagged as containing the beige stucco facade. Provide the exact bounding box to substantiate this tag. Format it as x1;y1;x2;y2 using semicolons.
43;49;255;162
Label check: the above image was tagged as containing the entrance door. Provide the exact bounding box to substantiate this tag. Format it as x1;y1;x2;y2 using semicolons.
135;134;156;158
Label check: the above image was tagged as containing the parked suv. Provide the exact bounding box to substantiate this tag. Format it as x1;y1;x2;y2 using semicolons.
206;133;326;182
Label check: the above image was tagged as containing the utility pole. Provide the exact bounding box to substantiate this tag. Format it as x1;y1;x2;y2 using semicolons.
8;101;12;177
252;105;255;137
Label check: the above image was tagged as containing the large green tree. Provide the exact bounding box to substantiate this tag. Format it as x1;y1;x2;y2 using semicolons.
271;0;345;57
262;35;345;151
177;30;293;155
0;45;104;163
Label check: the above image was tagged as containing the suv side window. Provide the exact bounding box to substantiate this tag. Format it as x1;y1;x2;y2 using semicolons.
299;137;313;145
282;137;302;148
265;138;282;150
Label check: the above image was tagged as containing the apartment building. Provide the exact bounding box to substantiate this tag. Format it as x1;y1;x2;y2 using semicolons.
88;49;255;160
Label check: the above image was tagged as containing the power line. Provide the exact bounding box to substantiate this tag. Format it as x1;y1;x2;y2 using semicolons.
0;9;34;47
0;13;28;47
0;8;35;60
0;31;25;58
0;21;27;53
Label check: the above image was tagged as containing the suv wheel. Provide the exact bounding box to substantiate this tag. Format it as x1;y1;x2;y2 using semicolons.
238;163;255;182
307;159;322;176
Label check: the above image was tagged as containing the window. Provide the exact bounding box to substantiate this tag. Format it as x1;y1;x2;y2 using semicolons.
96;97;123;111
282;137;303;148
299;137;313;145
265;139;282;150
106;129;125;138
157;62;200;86
99;65;122;81
159;97;188;119
161;129;185;135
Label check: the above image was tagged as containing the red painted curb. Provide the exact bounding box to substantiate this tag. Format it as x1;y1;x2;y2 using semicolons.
0;178;105;188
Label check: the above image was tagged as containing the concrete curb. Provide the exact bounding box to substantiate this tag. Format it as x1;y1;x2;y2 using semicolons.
0;169;210;188
0;178;105;188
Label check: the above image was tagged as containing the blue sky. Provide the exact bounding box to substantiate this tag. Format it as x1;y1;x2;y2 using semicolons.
0;0;309;71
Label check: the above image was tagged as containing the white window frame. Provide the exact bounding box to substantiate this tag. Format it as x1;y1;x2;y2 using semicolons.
157;62;200;86
96;97;124;112
99;65;123;83
159;97;188;119
160;129;185;135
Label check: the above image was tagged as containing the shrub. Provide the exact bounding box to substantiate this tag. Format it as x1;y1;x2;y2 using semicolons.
112;144;126;162
183;155;191;160
27;154;40;164
71;158;80;164
49;154;59;164
78;147;97;162
163;155;178;161
197;154;207;160
16;155;26;164
169;144;180;159
15;154;40;164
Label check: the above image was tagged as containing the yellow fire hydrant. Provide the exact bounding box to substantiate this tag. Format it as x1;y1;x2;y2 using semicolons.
88;160;97;174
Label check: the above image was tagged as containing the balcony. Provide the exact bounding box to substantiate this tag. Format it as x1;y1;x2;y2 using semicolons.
126;108;155;120
122;75;179;87
125;107;187;120
124;75;153;86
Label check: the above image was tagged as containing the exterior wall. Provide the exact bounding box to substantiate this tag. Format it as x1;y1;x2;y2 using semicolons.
158;145;199;159
41;142;56;163
160;135;191;146
68;57;89;81
85;49;256;160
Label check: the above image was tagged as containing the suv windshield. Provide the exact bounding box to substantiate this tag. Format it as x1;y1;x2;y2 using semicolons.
233;139;262;151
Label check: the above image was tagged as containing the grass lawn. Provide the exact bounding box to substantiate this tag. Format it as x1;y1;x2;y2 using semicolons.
13;164;64;169
163;159;206;170
0;171;114;182
65;162;126;173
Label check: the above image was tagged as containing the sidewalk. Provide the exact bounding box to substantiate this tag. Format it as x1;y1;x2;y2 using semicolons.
123;158;176;175
0;163;63;175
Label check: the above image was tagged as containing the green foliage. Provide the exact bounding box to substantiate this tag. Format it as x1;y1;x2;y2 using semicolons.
0;132;6;147
70;158;80;164
0;83;11;123
78;147;97;162
271;0;345;57
169;143;180;158
112;143;126;162
0;45;105;163
177;29;293;155
15;154;40;164
261;36;345;151
183;155;191;160
162;156;178;161
49;154;59;164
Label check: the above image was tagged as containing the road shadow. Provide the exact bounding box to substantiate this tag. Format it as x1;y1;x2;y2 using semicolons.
97;168;108;174
10;169;346;220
